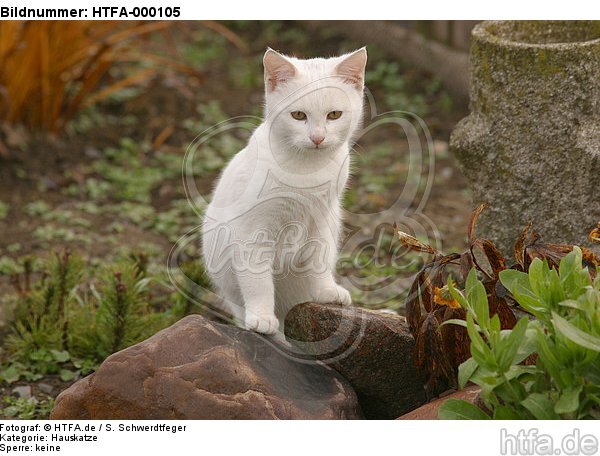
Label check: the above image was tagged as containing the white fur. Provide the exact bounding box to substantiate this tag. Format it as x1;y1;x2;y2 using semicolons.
202;48;367;336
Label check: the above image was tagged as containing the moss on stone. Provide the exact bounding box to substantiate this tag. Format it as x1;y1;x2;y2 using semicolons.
450;20;600;254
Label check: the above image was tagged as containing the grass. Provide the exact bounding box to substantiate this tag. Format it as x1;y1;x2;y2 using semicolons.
366;60;452;117
337;226;427;310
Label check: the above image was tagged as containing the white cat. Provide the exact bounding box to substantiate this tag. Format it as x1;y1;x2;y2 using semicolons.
202;47;367;336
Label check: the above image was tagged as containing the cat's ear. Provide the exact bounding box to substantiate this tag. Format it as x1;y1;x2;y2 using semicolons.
263;48;296;92
335;47;367;88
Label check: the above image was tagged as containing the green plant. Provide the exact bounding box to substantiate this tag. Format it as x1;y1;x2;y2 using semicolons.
0;200;9;220
90;263;160;356
23;200;51;217
366;61;428;116
439;247;600;419
337;225;423;310
0;349;78;383
6;251;83;357
0;247;213;387
1;395;55;419
1;251;179;383
0;256;23;275
169;260;212;319
400;204;599;398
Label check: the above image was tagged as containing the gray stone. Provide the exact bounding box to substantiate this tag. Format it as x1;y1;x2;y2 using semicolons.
450;21;600;254
12;385;31;399
38;383;54;395
51;315;361;420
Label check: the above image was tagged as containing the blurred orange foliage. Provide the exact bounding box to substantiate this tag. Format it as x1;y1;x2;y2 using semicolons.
0;21;172;132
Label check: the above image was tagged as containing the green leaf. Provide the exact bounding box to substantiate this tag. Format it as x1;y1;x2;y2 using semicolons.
465;267;479;293
493;405;523;420
534;326;566;388
528;258;547;298
467;312;495;368
59;369;78;382
559;247;581;296
513;327;537;364
552;311;600;351
458;357;478;389
3;405;19;417
554;386;582;415
438;398;490;420
513;285;548;319
447;276;469;310
490;314;501;333
1;365;21;384
521;393;560;419
548;268;566;305
466;269;489;329
50;349;70;363
496;317;529;371
558;299;586;311
504;364;537;381
499;268;530;295
586;367;600;391
440;318;481;332
24;372;43;382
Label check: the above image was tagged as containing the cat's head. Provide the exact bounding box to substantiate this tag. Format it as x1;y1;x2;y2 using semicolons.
263;48;367;152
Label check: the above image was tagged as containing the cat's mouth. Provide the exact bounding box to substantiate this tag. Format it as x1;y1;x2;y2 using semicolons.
309;144;328;151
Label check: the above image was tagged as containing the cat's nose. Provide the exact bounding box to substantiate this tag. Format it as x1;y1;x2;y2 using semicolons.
310;134;325;146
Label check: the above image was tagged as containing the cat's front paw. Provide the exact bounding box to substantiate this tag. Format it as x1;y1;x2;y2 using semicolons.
315;285;352;306
335;285;352;306
244;313;280;335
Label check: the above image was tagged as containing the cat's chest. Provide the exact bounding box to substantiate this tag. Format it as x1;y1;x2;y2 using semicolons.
254;153;350;207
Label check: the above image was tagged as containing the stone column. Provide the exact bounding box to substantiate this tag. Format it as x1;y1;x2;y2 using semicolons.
450;21;600;254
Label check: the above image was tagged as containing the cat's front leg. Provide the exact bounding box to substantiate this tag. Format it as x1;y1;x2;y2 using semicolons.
237;272;279;335
309;273;352;306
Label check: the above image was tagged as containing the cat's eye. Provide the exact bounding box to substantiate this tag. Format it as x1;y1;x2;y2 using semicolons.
327;111;342;120
291;111;307;120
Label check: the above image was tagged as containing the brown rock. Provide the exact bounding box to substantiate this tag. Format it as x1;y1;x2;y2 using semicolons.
51;315;362;419
284;302;427;419
397;385;481;420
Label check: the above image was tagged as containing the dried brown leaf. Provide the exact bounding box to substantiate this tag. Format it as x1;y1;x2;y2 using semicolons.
467;203;487;244
460;252;474;280
484;280;517;329
396;231;437;255
514;221;533;268
581;248;600;271
82;67;156;108
406;253;461;340
405;275;424;337
414;313;455;396
526;243;574;270
495;299;517;330
440;306;470;370
495;278;515;306
589;222;600;244
473;238;506;277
